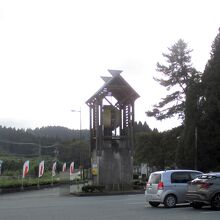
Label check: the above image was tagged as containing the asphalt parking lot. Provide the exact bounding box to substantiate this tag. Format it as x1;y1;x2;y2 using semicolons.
0;187;219;220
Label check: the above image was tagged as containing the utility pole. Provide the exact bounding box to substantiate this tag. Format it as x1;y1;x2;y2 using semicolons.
194;126;198;170
71;107;82;140
71;107;83;179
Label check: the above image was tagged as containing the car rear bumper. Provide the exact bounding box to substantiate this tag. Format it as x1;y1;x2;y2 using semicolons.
186;193;210;205
145;192;163;202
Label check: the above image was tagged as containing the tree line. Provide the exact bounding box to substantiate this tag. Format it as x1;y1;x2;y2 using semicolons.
0;123;150;173
0;126;90;171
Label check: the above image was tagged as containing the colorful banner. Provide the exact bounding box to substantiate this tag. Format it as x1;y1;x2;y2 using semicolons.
70;162;74;174
62;162;66;172
52;161;57;177
38;160;44;178
22;160;29;178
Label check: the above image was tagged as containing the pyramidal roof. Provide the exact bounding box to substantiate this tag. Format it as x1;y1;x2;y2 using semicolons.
86;70;140;106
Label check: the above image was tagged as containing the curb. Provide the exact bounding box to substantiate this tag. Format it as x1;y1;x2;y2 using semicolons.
71;190;144;197
0;183;61;194
1;185;145;196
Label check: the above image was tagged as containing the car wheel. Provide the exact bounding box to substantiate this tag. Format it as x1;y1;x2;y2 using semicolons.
164;194;177;208
149;202;160;207
191;202;203;209
211;193;220;210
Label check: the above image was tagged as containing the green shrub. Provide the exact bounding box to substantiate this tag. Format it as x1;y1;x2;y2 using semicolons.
82;185;105;193
0;178;21;188
0;171;60;189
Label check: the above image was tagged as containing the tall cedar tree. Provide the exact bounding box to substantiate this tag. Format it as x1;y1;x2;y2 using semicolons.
181;79;201;169
199;29;220;171
146;39;199;121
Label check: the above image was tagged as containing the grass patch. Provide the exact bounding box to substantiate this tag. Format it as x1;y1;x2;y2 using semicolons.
0;172;60;189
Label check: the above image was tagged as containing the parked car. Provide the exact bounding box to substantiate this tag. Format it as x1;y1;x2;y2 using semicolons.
186;172;220;210
145;169;202;208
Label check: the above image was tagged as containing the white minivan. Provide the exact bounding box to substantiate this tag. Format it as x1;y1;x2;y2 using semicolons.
145;169;202;208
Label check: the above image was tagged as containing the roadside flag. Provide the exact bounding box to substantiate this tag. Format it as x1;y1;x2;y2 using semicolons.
0;160;3;175
52;161;57;177
22;160;29;178
70;162;74;174
62;162;66;172
38;160;44;178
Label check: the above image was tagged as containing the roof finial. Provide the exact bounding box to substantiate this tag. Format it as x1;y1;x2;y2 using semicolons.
108;69;123;77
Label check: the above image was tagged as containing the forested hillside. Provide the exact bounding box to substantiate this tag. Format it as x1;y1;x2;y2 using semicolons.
0;122;150;170
0;126;89;156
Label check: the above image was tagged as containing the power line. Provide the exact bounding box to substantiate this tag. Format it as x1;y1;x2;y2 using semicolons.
0;139;60;148
0;139;39;146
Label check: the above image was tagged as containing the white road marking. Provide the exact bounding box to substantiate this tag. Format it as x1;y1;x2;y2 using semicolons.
201;211;219;214
127;202;145;205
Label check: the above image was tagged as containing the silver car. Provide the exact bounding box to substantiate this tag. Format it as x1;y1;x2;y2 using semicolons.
145;169;202;208
186;172;220;210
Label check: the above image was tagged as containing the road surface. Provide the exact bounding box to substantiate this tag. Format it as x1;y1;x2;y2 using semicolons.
0;187;219;220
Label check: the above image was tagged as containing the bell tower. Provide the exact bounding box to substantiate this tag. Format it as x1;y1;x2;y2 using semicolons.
86;70;139;190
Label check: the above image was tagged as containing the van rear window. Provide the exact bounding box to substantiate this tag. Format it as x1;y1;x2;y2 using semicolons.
171;172;190;183
148;174;161;184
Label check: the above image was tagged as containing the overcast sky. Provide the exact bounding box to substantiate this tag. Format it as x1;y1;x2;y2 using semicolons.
0;0;219;131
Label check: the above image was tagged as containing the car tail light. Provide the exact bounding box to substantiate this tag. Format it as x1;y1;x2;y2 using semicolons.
145;182;148;189
157;181;164;190
199;182;213;189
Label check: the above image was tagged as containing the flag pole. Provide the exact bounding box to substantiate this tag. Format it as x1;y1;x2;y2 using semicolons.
37;176;40;189
37;163;39;188
51;174;54;186
21;176;24;190
51;161;56;186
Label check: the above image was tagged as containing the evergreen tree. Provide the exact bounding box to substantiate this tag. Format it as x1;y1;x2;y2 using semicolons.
181;79;201;169
134;121;151;133
199;29;220;171
146;39;200;121
134;126;183;170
